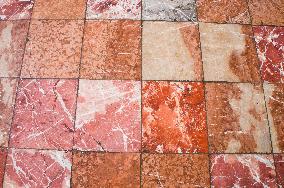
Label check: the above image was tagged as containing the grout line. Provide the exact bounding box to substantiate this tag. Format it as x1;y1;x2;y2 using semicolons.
140;4;143;187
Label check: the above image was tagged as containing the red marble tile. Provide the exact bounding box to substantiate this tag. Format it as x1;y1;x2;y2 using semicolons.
142;81;208;153
253;26;284;83
274;154;284;187
3;149;71;187
211;154;277;187
10;79;77;150
74;80;141;152
0;0;34;20
0;148;7;188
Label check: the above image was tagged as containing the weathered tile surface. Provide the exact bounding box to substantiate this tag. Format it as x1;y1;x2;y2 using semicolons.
142;81;208;153
142;0;197;21
211;154;277;187
81;20;141;80
72;152;140;187
87;0;141;20
10;79;77;150
142;154;210;187
200;23;261;82
264;83;284;153
0;21;29;77
21;20;84;78
4;149;71;187
206;83;271;153
74;80;141;152
0;0;34;20
0;149;7;188
253;26;284;83
142;22;202;81
0;78;18;147
274;154;284;187
32;0;86;19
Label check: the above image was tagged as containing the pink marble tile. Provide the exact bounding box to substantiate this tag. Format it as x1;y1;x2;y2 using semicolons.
74;80;141;152
3;149;71;187
0;0;34;20
0;148;7;188
10;79;77;150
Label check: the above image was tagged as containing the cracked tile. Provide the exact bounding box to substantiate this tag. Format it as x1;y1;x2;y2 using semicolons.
0;0;34;20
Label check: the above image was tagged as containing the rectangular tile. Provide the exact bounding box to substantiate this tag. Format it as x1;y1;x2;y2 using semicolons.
0;0;34;20
274;154;284;187
0;148;7;188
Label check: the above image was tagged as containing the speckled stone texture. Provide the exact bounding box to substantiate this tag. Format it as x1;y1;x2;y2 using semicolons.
264;83;284;153
274;154;284;187
74;80;141;152
142;81;208;153
81;20;141;80
0;78;18;147
142;154;210;187
0;21;29;77
253;26;284;83
142;22;203;81
0;0;34;20
248;0;284;26
199;23;261;82
206;83;271;153
10;79;77;150
211;154;277;187
72;152;140;187
3;149;71;187
87;0;141;20
32;0;86;19
0;149;7;187
197;0;250;24
142;0;196;21
21;20;84;78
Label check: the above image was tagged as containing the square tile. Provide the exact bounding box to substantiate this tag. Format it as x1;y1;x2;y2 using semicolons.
72;152;140;187
32;0;86;19
74;80;141;152
0;148;7;188
3;149;71;187
248;0;284;26
10;79;77;150
142;22;203;81
0;0;34;20
274;154;284;187
86;0;141;20
211;154;277;187
199;23;261;82
81;20;141;80
206;83;271;153
253;26;284;83
142;81;208;153
0;78;18;147
142;0;197;21
197;0;250;24
264;83;284;153
21;20;84;78
0;21;29;77
142;154;210;187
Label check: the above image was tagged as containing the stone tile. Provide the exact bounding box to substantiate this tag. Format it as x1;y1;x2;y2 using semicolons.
10;79;77;150
248;0;284;26
142;81;208;153
21;20;84;78
3;149;71;187
263;83;284;153
0;21;29;77
274;154;284;187
81;20;141;80
72;152;140;187
0;0;34;20
0;148;7;188
86;0;141;20
197;0;250;24
199;23;261;82
253;26;284;83
142;22;202;81
32;0;86;19
211;154;277;187
142;0;197;21
74;80;141;152
142;154;210;187
206;83;271;153
0;78;18;147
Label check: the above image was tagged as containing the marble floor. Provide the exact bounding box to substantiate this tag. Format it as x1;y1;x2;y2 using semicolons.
0;0;283;187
